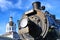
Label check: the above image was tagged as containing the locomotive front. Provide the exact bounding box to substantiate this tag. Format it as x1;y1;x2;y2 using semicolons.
18;2;58;40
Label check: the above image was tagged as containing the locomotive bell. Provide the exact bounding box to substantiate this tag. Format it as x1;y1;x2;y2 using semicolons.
32;1;41;10
40;6;45;10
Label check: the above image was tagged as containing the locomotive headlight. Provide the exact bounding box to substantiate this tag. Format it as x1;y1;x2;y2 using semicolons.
20;18;28;28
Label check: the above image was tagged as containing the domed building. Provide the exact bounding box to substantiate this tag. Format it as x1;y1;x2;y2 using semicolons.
0;17;20;40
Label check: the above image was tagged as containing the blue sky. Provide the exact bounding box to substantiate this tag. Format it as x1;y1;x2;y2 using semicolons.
0;0;60;35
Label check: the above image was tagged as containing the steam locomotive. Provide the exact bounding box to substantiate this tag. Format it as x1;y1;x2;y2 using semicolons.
18;1;60;40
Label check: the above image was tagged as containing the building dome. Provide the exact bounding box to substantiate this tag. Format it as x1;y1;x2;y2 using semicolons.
6;17;16;32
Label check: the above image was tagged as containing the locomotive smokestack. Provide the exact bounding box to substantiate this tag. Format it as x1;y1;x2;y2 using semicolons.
32;2;41;10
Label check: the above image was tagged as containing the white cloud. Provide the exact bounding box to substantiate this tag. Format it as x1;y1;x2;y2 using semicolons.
14;0;22;9
0;0;31;11
45;3;53;10
0;0;8;11
41;2;54;10
0;0;54;12
15;0;31;10
0;0;40;11
0;0;22;11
